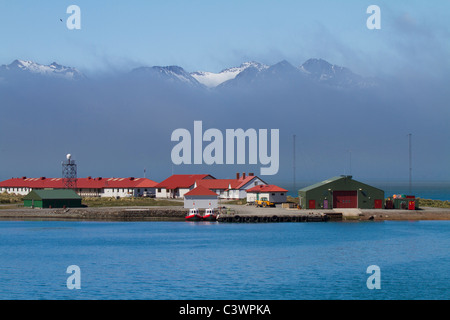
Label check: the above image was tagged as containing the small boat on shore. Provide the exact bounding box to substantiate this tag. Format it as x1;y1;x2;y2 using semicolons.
202;208;217;221
186;208;202;221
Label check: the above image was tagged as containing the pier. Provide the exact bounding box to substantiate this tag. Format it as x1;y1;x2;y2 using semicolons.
216;213;341;223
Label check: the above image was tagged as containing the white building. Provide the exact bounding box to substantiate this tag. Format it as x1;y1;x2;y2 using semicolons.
196;173;267;200
155;174;215;199
184;185;219;209
0;177;158;198
246;185;288;204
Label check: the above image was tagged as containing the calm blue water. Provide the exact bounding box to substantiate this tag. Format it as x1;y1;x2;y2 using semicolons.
0;220;449;300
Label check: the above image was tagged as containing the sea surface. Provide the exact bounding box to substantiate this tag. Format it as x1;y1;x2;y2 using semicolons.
0;220;448;300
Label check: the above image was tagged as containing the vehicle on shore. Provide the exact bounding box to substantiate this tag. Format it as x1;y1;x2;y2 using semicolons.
254;197;275;208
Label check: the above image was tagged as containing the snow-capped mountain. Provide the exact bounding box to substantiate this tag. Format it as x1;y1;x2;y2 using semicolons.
130;65;202;87
299;58;370;87
0;58;375;89
191;61;268;88
195;59;374;89
0;59;85;80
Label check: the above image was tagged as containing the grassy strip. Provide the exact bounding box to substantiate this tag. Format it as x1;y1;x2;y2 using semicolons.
82;197;183;207
417;198;450;208
0;192;24;204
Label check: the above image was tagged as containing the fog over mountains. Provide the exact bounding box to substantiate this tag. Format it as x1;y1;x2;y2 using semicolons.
0;58;448;183
0;58;374;89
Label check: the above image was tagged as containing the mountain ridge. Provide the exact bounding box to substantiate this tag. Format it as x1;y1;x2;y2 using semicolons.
0;58;376;89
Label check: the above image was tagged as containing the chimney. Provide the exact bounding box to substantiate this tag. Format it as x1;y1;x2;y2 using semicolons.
249;173;254;177
236;173;240;180
242;172;246;179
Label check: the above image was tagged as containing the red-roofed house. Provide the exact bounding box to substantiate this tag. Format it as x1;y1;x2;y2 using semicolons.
184;185;219;209
246;184;288;204
154;174;215;199
196;172;267;200
0;176;158;198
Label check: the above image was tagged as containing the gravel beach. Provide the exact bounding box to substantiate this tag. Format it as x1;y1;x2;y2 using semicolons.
0;205;449;221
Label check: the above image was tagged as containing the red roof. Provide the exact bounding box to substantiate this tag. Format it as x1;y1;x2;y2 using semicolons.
184;185;218;197
0;177;158;189
155;174;214;189
246;185;288;193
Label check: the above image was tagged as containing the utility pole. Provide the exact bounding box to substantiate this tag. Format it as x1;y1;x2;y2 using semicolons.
409;133;412;195
293;134;296;193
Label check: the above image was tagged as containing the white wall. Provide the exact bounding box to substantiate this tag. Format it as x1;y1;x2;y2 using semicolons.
247;192;287;204
184;196;219;209
1;187;31;196
156;187;192;199
225;177;267;199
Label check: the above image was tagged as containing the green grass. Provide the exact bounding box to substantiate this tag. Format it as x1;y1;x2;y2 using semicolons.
416;198;450;208
82;197;183;207
0;192;24;204
221;199;247;205
287;196;299;204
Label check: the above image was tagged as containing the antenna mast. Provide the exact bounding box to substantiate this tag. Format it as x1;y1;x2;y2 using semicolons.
62;154;78;189
293;134;296;193
408;133;412;195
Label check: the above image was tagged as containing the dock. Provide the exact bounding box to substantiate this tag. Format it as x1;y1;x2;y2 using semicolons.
216;207;343;223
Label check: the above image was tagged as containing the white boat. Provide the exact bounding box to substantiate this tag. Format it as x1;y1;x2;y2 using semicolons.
202;208;217;221
185;208;202;221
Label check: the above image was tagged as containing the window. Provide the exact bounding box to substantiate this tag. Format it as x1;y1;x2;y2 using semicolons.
281;193;284;196
158;188;161;193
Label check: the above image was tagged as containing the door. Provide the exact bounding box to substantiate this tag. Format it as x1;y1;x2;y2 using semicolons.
374;199;382;209
308;199;316;209
333;191;357;208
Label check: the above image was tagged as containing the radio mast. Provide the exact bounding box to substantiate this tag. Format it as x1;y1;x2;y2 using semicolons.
62;154;78;189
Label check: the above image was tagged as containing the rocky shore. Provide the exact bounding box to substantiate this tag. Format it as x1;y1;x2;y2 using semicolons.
0;205;449;222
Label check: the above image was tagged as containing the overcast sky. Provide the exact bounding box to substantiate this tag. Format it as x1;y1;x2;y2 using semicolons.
1;0;449;76
1;1;449;186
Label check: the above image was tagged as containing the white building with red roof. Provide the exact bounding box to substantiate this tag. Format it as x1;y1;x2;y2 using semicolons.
246;184;288;204
196;172;267;200
184;185;219;209
0;176;158;198
154;174;215;199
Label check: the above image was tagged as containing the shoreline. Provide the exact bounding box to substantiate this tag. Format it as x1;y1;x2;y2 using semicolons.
0;205;449;222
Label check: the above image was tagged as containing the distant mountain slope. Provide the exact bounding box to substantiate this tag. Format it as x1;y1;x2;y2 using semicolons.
299;58;373;88
191;61;268;88
0;59;85;81
0;58;376;89
130;65;203;87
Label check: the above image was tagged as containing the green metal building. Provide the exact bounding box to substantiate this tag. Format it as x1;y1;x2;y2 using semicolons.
23;189;82;208
298;176;385;209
